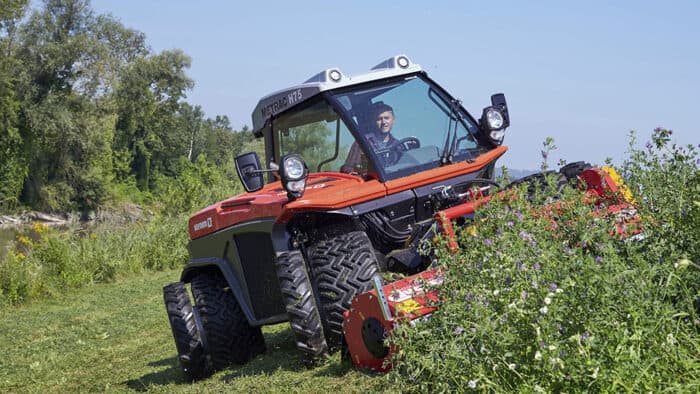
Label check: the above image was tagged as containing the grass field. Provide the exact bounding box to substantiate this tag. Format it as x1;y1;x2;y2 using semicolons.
0;269;381;393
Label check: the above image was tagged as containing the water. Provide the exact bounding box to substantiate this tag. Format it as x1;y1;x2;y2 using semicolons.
0;226;19;261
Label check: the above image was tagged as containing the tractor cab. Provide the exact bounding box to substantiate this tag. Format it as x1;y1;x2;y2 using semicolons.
238;55;511;197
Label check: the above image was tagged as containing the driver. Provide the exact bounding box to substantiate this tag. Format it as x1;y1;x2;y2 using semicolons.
341;102;400;172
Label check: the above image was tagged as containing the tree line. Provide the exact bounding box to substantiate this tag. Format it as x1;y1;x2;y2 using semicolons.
0;0;257;214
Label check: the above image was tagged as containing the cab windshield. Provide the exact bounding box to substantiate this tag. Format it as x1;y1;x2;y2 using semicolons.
271;75;489;180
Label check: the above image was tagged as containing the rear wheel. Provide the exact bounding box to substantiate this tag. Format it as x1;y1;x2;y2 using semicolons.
275;251;328;365
190;270;266;369
163;282;212;381
307;231;380;351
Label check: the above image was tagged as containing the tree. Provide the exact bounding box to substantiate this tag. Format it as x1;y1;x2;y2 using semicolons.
0;0;28;211
114;49;194;191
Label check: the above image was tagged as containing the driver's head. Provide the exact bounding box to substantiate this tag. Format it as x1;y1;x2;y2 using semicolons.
372;103;395;135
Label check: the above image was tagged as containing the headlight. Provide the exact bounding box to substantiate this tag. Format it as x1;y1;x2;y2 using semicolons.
485;108;504;130
279;154;308;200
283;156;306;180
489;129;505;144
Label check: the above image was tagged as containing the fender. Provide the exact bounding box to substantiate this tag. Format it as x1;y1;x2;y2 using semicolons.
181;257;288;327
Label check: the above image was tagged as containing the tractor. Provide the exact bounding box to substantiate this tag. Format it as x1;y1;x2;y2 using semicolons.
162;55;637;379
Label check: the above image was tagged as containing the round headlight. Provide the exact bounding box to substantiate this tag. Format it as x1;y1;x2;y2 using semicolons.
397;56;410;68
489;129;505;144
283;156;305;180
486;109;504;130
286;179;306;192
329;69;342;82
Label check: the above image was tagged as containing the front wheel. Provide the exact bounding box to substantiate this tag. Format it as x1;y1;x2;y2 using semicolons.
190;270;266;369
275;251;328;366
307;231;380;351
163;282;212;381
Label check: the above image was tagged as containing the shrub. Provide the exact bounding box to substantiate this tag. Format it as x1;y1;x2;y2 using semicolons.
385;129;699;392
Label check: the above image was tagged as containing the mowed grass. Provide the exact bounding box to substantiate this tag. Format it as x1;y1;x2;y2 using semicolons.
0;269;381;393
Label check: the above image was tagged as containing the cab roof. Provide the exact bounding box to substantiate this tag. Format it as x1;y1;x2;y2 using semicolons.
251;55;422;135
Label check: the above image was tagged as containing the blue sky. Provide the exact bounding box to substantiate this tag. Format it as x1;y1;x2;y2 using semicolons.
89;0;698;169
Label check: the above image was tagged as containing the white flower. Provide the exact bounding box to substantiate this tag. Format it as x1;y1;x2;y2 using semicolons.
468;380;477;388
508;363;516;370
556;288;563;294
493;289;500;296
548;345;556;351
534;351;542;360
544;297;552;305
539;306;548;314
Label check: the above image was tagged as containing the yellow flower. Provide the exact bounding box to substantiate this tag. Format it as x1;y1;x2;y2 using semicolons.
90;233;97;239
32;222;48;234
15;252;26;260
17;235;33;246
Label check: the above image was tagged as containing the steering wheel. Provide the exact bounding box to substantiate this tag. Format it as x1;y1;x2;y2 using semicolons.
397;137;421;151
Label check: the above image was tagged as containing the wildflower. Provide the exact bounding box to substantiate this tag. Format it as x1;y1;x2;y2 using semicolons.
516;261;525;270
484;238;493;246
549;283;558;291
521;291;529;300
468;380;477;389
454;326;465;335
505;276;512;285
493;289;500;296
15;252;26;260
508;363;516;370
32;222;48;234
495;229;502;237
533;262;541;270
519;230;532;241
595;256;603;263
541;150;548;160
17;235;33;246
90;233;97;239
539;340;545;348
539;306;548;314
534;351;542;360
544;297;552;305
506;221;514;227
645;141;652;150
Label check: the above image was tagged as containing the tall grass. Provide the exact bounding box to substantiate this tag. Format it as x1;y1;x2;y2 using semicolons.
385;128;699;392
0;155;244;307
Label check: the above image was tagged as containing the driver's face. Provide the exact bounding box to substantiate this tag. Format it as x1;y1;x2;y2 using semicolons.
374;110;395;134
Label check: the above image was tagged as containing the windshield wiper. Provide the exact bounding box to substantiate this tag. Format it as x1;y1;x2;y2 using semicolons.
440;99;462;165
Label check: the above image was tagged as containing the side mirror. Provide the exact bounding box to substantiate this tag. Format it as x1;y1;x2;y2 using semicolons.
490;93;509;127
235;152;264;192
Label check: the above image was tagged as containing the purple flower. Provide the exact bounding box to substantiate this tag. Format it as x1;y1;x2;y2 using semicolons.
533;262;541;270
484;239;493;246
516;261;525;270
519;230;533;241
454;326;465;335
541;150;548;159
521;291;529;300
495;229;503;237
515;211;523;221
595;256;604;263
563;246;573;255
506;221;514;227
505;276;513;285
539;341;546;348
549;283;558;291
645;141;652;150
580;331;590;343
